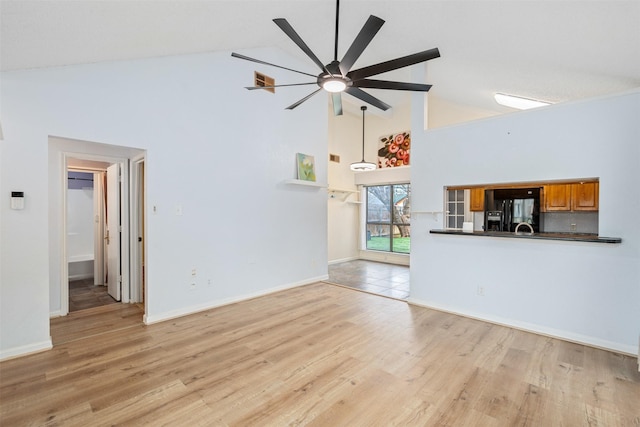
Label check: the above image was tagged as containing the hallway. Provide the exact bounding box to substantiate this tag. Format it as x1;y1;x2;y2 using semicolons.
69;278;118;312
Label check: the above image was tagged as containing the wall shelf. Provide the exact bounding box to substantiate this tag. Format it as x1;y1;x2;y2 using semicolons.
283;179;327;188
328;187;359;202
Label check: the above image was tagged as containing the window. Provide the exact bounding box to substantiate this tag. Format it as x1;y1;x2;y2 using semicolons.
365;184;411;253
446;189;465;229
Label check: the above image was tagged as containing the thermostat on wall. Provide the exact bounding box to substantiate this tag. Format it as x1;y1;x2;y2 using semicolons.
10;191;24;210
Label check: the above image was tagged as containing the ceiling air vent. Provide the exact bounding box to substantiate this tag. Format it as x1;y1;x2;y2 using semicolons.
329;154;340;163
254;72;275;93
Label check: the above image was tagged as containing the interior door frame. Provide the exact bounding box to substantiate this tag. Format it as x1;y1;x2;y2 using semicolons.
129;154;146;306
106;162;122;301
60;152;131;315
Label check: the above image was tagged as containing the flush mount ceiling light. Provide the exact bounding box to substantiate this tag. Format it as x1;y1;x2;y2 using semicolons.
351;106;377;171
494;93;551;110
321;76;348;93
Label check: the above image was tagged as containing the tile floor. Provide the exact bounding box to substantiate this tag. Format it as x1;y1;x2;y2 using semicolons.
69;278;118;312
327;259;410;300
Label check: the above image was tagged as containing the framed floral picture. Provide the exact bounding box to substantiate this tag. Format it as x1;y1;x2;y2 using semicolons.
296;153;316;182
378;131;410;168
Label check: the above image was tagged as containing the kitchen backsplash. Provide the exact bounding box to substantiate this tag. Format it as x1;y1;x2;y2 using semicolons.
472;211;598;234
541;211;598;234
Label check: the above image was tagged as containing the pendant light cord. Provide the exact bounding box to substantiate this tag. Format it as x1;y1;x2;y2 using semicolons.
361;105;367;161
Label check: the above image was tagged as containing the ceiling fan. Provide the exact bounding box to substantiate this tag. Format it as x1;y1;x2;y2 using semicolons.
231;0;440;116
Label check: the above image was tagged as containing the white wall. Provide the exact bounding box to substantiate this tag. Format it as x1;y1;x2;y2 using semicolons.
428;95;500;129
410;89;640;355
66;183;94;261
327;108;362;263
0;48;329;359
327;103;412;265
67;182;94;280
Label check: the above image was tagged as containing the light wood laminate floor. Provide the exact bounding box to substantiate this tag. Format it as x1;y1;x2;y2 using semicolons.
1;283;639;426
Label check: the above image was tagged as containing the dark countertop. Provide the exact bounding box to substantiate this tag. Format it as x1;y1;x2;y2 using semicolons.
429;229;622;244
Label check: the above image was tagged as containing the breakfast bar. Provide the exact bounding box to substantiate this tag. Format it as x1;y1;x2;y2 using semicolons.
430;229;622;244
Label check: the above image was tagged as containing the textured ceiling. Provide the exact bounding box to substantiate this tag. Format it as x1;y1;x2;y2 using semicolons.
1;0;639;114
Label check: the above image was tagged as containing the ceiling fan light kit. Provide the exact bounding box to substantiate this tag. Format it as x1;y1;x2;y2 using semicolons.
322;78;347;93
232;0;440;115
351;106;377;172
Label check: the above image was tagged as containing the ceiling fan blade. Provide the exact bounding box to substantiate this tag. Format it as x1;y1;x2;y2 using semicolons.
331;93;343;116
347;47;441;81
286;88;323;110
344;87;391;111
339;15;385;76
245;82;317;90
231;52;317;78
352;79;432;92
273;18;330;74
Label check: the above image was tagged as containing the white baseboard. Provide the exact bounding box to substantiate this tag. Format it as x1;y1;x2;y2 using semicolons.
0;339;53;361
144;275;329;325
328;256;359;265
68;273;94;281
359;251;410;266
407;297;638;357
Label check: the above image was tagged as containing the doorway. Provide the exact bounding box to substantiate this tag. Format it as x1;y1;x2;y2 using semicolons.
66;159;132;312
56;150;145;318
65;157;125;312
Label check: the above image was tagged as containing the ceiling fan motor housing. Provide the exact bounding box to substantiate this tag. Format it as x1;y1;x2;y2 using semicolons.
317;60;352;92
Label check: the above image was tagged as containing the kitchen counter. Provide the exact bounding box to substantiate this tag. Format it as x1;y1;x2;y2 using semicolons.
429;229;622;244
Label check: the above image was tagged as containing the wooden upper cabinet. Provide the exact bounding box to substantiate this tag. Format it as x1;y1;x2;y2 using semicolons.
470;188;485;211
543;182;599;212
572;182;599;211
544;184;572;211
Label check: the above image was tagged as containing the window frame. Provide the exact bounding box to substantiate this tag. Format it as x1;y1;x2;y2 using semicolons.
364;183;411;254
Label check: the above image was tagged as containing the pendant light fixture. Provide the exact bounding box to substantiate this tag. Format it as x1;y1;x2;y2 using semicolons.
350;106;377;171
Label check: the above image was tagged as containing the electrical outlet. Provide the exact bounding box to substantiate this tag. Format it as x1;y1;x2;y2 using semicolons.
207;278;212;287
191;269;197;277
477;286;485;296
570;223;577;231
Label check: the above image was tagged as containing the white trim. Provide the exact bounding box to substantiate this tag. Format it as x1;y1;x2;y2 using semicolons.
119;161;131;304
60;152;131;315
60;153;70;315
93;170;105;286
407;297;638;357
68;273;94;281
129;155;146;305
0;339;53;361
359;250;410;266
68;254;93;262
144;275;328;325
328;256;359;265
283;179;327;188
354;165;410;186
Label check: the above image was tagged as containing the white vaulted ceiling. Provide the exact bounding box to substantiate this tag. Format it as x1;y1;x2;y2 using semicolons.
1;0;639;114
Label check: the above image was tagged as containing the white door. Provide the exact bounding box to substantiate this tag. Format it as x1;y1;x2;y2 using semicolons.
106;163;121;301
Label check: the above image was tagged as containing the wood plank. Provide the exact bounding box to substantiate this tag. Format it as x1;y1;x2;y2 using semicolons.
1;282;639;425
